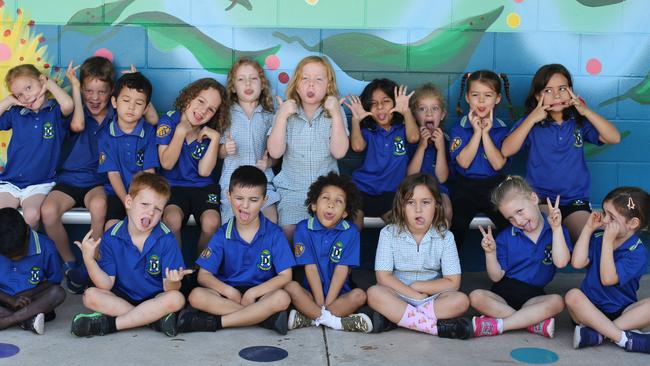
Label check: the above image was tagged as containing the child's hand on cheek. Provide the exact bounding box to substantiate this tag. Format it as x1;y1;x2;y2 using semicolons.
586;211;603;232
568;88;588;116
531;95;549;123
469;108;483;134
431;127;445;150
603;220;620;245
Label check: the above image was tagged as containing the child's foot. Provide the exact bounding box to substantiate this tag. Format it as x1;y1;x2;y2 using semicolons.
64;266;88;294
527;317;555;338
176;307;218;333
19;313;45;335
370;311;397;333
261;310;288;335
71;312;110;337
624;331;650;354
287;309;314;330
472;316;499;337
150;312;178;337
341;313;373;333
437;317;472;340
573;325;603;349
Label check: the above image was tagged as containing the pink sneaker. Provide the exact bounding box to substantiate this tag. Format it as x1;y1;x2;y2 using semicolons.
527;318;555;338
472;316;499;337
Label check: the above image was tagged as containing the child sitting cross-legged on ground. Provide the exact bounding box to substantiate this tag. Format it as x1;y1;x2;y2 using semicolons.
284;172;372;333
177;165;295;335
71;173;190;337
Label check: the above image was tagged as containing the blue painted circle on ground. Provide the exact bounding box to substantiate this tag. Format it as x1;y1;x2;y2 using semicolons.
0;343;20;358
510;347;559;364
239;346;288;362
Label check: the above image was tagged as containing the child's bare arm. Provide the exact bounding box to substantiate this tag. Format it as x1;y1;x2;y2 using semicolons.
567;88;619;144
197;127;220;177
305;264;325;306
376;270;426;299
326;96;349;159
75;231;114;290
196;268;242;303
407;128;428;175
455;113;482;169
501;97;547;157
325;265;348;306
107;172;127;204
241;268;292;306
547;196;571;268
44;76;74;117
65;61;85;133
410;274;460;295
600;221;621;286
479;225;505;282
572;212;601;269
343;95;370;152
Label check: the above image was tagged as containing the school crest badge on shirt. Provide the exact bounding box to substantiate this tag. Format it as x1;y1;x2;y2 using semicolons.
206;193;219;204
573;128;583;148
200;248;212;259
28;266;42;285
450;137;462;152
542;244;553;265
329;241;344;263
99;152;106;165
393;136;406;156
192;143;207;160
147;254;161;275
294;243;305;258
258;249;272;271
42;122;54;139
156;125;171;138
136;149;145;167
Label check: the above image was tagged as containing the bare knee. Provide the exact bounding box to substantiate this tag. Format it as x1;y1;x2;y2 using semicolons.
40;201;62;226
284;281;302;294
446;292;470;313
88;197;107;218
49;285;67;306
161;290;185;312
366;285;385;308
547;294;565;313
23;207;41;228
164;212;183;234
188;288;206;308
269;290;291;311
349;288;367;306
469;289;488;307
564;288;584;309
82;287;101;309
200;216;220;236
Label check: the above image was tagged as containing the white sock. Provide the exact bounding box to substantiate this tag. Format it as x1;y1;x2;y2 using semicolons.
496;318;504;334
616;331;628;348
316;308;342;330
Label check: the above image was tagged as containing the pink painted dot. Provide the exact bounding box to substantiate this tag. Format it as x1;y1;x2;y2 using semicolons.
586;58;602;75
0;43;11;61
93;48;114;62
265;55;280;70
278;72;290;84
514;0;524;3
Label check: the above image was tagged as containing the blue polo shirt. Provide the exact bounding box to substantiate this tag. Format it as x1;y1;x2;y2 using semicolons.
513;116;602;205
97;118;159;195
0;101;70;188
58;106;114;187
293;216;360;296
580;232;647;313
417;139;450;195
449;116;509;179
98;219;184;301
496;217;572;288
0;230;63;296
196;214;295;287
156;110;214;187
352;124;411;195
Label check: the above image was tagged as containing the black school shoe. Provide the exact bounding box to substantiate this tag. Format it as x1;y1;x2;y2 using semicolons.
437;317;472;340
149;312;178;337
260;310;288;335
176;307;219;333
371;311;397;333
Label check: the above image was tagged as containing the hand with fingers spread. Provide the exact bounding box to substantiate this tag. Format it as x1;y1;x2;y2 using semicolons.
343;95;372;121
224;132;236;155
389;85;414;115
603;220;620;245
121;64;138;74
530;94;550;123
164;267;194;283
567;88;588;116
546;196;563;231
275;96;298;119
585;211;604;232
324;95;344;115
74;230;101;262
255;149;270;171
479;225;496;253
198;126;220;143
65;60;81;90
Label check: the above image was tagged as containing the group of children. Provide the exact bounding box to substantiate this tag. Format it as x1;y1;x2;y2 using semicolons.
0;53;649;354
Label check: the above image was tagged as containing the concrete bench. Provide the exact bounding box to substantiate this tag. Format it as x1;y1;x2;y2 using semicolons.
58;208;494;229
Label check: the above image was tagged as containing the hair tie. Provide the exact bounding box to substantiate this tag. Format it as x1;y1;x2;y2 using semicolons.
627;196;636;210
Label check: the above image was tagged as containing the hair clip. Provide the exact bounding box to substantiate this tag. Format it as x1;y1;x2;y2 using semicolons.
627;196;636;210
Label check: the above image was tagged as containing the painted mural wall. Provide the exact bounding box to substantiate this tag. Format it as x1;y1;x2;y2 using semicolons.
0;0;648;205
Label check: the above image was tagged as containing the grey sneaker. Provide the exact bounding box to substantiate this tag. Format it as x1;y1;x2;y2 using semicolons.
288;309;313;330
341;313;373;333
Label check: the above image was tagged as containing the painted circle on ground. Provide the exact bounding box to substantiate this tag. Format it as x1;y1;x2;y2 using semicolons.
0;343;20;358
265;55;280;70
510;347;559;364
93;48;114;62
0;43;11;61
239;346;288;362
278;72;290;84
586;58;602;75
506;12;521;28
